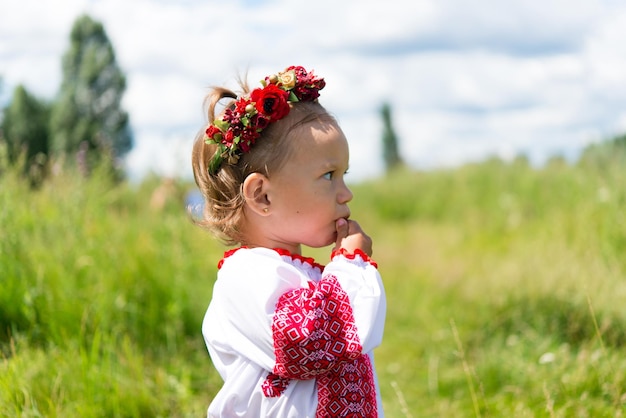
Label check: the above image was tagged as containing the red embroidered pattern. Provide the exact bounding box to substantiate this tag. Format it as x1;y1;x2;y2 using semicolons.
317;358;377;417
263;274;377;417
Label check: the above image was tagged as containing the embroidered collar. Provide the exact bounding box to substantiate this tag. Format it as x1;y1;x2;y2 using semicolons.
217;247;324;271
218;247;377;269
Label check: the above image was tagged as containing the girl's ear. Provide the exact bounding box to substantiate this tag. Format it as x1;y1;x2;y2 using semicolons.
242;172;271;216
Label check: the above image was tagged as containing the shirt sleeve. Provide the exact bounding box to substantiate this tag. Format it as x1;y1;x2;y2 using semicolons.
324;249;387;354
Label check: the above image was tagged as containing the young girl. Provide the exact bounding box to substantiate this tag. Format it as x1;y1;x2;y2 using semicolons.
191;65;387;417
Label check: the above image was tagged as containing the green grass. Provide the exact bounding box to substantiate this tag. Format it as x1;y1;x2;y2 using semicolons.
2;151;626;417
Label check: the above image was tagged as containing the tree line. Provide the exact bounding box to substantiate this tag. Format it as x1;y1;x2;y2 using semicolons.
1;13;407;186
0;14;131;186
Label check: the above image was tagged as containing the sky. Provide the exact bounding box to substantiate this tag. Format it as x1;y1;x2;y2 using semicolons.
2;0;626;182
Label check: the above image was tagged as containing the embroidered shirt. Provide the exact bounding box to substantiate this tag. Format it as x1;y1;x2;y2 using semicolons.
202;247;386;417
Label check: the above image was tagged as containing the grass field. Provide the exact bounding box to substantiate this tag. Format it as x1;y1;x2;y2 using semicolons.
1;147;626;417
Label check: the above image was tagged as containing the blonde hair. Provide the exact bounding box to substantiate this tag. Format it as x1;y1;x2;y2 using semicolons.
191;81;336;245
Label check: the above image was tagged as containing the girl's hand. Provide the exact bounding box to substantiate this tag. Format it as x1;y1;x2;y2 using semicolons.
333;218;373;257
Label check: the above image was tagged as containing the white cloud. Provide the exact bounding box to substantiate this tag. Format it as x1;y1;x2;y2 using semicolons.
125;129;193;180
2;0;626;182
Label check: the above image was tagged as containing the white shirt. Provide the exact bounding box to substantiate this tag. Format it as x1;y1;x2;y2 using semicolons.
202;247;386;417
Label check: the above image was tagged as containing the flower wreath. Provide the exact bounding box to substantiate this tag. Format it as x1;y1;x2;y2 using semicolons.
204;65;326;174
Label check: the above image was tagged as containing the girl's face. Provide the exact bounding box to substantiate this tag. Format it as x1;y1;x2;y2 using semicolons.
264;119;353;253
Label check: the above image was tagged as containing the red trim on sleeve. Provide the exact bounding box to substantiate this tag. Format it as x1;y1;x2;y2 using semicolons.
331;248;378;269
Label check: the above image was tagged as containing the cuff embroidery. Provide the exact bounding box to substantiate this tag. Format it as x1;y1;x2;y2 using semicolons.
331;248;378;269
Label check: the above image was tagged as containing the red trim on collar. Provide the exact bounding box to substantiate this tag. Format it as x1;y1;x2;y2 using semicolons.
271;248;325;271
217;247;325;271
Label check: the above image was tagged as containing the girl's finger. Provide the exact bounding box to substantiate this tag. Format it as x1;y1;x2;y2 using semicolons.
334;218;349;246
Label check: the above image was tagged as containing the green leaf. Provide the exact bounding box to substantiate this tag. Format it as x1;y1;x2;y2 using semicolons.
208;152;223;174
213;119;230;131
205;132;222;145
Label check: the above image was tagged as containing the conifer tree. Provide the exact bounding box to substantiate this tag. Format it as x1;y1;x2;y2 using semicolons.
49;14;132;163
380;102;403;173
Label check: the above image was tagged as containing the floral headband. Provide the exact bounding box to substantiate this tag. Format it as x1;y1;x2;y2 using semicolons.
204;65;326;174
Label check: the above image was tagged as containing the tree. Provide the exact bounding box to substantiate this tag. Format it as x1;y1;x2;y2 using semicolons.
1;85;50;175
380;102;403;173
50;14;132;165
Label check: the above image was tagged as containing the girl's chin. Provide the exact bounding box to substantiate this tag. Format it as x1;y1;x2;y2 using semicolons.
304;234;336;249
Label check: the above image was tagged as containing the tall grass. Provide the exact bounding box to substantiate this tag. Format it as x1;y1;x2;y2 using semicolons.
355;156;626;416
2;151;626;416
1;165;224;417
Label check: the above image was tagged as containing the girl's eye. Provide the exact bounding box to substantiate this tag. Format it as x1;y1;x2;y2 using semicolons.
323;172;333;180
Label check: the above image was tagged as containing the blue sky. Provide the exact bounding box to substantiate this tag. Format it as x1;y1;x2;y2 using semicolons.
2;0;626;182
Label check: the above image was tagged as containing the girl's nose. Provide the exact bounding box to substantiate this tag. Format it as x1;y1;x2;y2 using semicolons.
338;182;353;204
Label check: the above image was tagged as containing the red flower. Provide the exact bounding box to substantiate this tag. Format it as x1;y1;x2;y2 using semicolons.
205;124;222;141
294;85;323;101
235;98;252;115
285;65;326;101
250;113;270;131
240;126;260;151
223;107;239;124
251;85;290;120
222;129;235;147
